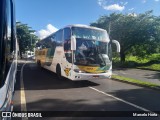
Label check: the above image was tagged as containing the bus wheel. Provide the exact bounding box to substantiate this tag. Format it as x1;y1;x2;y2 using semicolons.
56;65;63;80
37;60;41;68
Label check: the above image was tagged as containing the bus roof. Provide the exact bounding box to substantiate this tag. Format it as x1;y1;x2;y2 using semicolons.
38;24;106;42
65;24;106;31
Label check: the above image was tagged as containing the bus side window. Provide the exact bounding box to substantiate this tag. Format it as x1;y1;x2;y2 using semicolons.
64;28;72;63
42;51;45;55
47;34;56;58
0;0;14;87
39;51;42;55
51;34;56;50
55;30;63;46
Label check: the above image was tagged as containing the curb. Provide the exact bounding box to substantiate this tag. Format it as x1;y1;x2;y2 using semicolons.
136;67;160;72
111;78;160;91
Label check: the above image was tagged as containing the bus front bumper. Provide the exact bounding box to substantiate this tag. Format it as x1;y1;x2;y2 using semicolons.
69;71;112;80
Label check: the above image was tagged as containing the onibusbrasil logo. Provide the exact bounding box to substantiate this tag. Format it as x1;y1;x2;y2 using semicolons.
1;112;42;118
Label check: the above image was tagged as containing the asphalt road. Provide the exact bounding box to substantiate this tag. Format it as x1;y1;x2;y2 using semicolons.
13;60;160;120
113;68;160;85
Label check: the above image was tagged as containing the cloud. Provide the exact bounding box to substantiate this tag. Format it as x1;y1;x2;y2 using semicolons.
123;2;128;6
98;0;104;6
128;13;137;17
37;24;58;39
129;8;134;11
155;0;159;2
97;0;125;11
142;0;147;3
103;4;125;11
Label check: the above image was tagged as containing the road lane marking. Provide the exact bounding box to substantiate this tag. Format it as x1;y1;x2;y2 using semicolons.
89;86;154;112
20;62;28;120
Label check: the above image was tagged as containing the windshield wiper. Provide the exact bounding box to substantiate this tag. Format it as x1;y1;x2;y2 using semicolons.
95;44;106;66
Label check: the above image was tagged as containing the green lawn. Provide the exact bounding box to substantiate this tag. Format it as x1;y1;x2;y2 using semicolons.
113;54;160;71
137;64;160;71
112;75;160;89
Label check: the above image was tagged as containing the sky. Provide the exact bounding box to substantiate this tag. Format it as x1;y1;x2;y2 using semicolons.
15;0;160;39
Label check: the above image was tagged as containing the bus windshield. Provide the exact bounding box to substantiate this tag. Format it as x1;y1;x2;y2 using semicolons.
74;38;112;67
72;27;111;67
72;27;110;42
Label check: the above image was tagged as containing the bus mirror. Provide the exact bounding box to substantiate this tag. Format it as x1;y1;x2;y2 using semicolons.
71;36;76;50
112;40;120;53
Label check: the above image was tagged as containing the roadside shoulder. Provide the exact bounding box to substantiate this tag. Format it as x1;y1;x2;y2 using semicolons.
111;75;160;91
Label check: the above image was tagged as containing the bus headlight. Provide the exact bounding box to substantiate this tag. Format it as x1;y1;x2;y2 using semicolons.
74;69;86;73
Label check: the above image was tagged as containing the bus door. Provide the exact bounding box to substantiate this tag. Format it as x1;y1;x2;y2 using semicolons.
62;28;72;77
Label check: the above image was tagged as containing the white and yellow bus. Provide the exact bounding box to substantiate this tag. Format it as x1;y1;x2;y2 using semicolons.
35;24;120;80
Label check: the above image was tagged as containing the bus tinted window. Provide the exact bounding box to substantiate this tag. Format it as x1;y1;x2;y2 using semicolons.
0;0;13;87
7;0;12;52
43;34;57;66
55;30;63;46
72;27;109;42
64;28;71;41
64;28;72;63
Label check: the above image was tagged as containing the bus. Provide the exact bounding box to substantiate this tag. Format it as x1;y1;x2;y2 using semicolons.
35;24;120;80
0;0;18;117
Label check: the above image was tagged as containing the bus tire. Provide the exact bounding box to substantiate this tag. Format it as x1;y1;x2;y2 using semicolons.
37;60;41;68
56;64;63;80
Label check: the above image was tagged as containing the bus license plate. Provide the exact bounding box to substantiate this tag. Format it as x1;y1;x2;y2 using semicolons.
93;75;99;78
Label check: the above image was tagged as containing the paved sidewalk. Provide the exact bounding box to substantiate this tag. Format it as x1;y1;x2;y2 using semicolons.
113;68;160;85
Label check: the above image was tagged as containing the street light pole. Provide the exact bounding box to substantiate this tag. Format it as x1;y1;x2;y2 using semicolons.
30;32;35;51
31;35;32;46
108;21;111;35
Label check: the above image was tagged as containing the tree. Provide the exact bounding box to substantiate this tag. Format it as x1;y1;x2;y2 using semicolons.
90;11;160;62
16;22;39;58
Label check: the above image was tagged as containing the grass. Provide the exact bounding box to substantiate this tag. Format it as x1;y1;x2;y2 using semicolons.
137;64;160;71
112;75;160;89
113;54;160;71
125;54;160;64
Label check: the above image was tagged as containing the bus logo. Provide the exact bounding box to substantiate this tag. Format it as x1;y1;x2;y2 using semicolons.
64;68;71;76
1;112;11;117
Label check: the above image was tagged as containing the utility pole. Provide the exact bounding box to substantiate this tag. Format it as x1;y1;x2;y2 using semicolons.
108;21;111;35
30;32;35;51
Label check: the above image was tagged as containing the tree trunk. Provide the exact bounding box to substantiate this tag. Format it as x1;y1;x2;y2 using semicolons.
120;51;125;63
